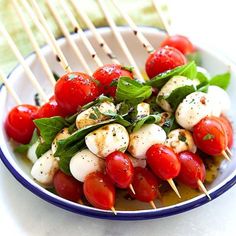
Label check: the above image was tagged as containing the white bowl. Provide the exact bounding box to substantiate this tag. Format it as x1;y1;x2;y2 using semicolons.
0;27;236;220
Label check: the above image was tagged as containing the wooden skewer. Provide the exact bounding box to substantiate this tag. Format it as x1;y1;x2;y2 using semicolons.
29;0;72;73
149;201;157;209
19;0;70;73
129;184;135;195
0;24;48;102
69;0;120;65
226;147;232;156
78;199;84;205
110;206;117;215
45;0;92;75
167;178;181;198
222;150;231;161
197;179;211;200
0;70;22;105
96;0;145;82
152;0;174;36
111;0;154;54
13;0;56;86
59;0;103;67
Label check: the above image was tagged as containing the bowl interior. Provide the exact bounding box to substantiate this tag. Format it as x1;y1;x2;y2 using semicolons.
0;27;236;219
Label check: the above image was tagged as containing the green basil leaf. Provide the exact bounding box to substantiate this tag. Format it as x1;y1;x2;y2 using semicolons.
121;65;134;73
36;142;51;158
196;71;209;89
162;114;179;134
14;130;39;154
209;72;231;90
81;95;113;111
132;114;162;132
116;77;152;104
165;85;196;111
146;61;197;88
34;116;67;144
65;112;79;124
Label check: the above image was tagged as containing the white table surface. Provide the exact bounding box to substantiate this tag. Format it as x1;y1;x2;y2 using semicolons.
1;0;236;235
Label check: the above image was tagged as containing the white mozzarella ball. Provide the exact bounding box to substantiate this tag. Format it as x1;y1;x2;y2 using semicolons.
31;150;59;186
51;128;70;155
126;154;146;168
136;102;150;119
70;149;105;182
175;92;212;130
128;124;166;159
27;140;40;163
157;76;196;112
76;101;116;129
207;85;231;116
85;124;129;158
165;129;197;154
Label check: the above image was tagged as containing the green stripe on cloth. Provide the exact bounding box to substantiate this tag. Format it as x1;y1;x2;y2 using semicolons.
0;0;167;78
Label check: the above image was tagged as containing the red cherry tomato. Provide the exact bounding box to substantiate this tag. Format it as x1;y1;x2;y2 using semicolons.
93;64;133;97
177;151;206;189
5;104;38;144
53;171;83;202
160;35;195;55
55;72;99;115
83;172;115;210
35;98;66;119
145;46;187;79
132;167;160;202
105;151;134;189
219;115;233;149
193;116;228;156
146;144;181;180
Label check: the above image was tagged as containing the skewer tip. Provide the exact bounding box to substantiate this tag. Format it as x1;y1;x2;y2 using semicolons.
110;207;117;215
149;201;157;209
167;178;181;198
226;147;232;157
222;150;231;161
129;184;136;195
197;179;211;200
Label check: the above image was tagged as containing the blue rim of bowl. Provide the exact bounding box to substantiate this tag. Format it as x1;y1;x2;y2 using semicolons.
0;26;236;220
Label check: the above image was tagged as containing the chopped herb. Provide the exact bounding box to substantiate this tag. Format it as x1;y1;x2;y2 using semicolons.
203;133;215;140
121;65;134;73
53;72;60;81
89;113;97;120
34;93;41;106
118;147;127;152
178;134;187;142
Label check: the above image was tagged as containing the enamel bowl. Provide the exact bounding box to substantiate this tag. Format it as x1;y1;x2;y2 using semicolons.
0;27;236;220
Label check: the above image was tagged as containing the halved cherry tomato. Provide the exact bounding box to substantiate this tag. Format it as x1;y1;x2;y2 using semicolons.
145;46;187;79
93;64;133;97
5;104;38;144
83;172;115;210
177;151;206;189
193;116;228;156
35;98;66;119
105;151;134;189
146;144;181;180
132;167;160;202
160;35;195;55
53;170;83;202
55;72;99;115
219;115;233;149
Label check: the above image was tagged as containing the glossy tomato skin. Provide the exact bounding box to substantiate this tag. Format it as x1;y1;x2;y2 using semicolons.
177;151;206;189
83;172;115;210
193;116;228;156
5;105;38;144
106;151;134;189
132;167;160;202
160;35;195;55
219;115;233;149
146;144;181;180
55;72;99;115
145;46;187;79
53;171;83;202
35;98;66;119
93;64;133;97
